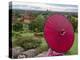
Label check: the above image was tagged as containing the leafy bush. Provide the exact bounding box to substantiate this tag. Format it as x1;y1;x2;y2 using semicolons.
13;36;42;50
12;31;22;38
36;38;48;54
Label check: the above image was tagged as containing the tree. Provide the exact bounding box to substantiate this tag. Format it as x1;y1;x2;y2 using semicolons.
29;14;45;32
70;16;78;32
13;22;23;32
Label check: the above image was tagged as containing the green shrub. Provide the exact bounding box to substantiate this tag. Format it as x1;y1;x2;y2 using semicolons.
12;31;22;38
13;36;42;50
36;38;48;54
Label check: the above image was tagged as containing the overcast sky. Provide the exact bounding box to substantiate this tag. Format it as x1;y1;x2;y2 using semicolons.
9;1;78;13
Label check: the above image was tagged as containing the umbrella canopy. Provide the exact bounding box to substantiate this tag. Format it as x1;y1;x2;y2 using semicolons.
44;14;74;53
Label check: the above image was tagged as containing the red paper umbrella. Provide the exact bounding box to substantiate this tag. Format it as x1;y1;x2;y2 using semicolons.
44;14;74;53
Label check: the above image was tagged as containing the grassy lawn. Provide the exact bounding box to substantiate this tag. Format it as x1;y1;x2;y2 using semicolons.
65;32;78;55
